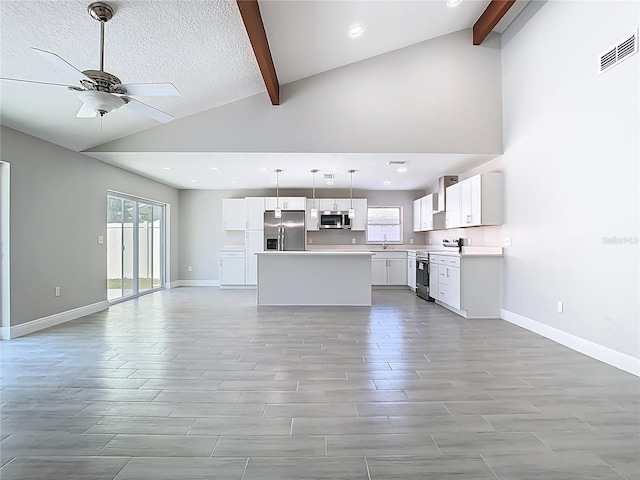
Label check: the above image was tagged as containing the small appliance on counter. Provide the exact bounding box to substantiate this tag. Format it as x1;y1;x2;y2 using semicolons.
264;210;306;251
442;237;466;252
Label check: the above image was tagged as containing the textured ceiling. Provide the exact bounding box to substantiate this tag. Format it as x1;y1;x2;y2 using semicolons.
0;0;515;190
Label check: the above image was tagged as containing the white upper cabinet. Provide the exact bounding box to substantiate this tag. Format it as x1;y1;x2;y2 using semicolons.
246;197;265;230
413;199;421;232
265;197;306;210
445;182;463;229
222;198;247;231
349;198;367;231
446;173;503;229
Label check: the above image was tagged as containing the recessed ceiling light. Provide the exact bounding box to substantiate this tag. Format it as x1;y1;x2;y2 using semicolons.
447;0;462;7
270;180;277;185
162;167;171;170
231;180;238;184
397;167;408;173
259;167;268;171
190;180;197;183
210;167;220;171
328;168;338;173
327;180;335;185
348;24;364;37
383;181;391;185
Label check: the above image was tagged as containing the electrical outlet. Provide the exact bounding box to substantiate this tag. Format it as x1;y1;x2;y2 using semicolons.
54;286;61;297
98;235;104;244
409;238;414;244
309;238;313;244
467;238;472;246
351;238;356;244
557;301;563;313
188;266;193;272
428;238;432;244
504;237;512;247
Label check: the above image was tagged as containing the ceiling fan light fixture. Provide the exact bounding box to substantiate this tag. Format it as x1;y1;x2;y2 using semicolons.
77;90;124;116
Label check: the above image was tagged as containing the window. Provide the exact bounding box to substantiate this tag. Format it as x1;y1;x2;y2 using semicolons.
366;206;403;244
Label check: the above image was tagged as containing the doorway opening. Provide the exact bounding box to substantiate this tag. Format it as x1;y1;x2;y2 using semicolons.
107;192;165;303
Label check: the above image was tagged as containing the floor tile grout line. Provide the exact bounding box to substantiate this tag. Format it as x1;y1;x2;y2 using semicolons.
364;455;372;480
479;453;501;479
240;457;250;480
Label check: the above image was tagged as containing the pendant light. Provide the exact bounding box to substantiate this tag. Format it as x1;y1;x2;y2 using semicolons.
274;169;282;218
348;169;356;219
310;169;319;218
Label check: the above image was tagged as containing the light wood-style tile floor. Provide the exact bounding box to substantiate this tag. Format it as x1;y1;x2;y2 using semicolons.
1;287;638;479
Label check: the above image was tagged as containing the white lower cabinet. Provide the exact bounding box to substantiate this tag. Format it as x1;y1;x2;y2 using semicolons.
407;251;416;290
371;252;407;286
219;251;245;287
428;253;501;318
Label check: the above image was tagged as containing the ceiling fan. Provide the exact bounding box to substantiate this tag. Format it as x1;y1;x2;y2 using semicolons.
1;2;179;123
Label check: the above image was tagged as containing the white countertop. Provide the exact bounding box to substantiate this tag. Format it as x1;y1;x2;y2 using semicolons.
256;251;374;256
429;246;503;257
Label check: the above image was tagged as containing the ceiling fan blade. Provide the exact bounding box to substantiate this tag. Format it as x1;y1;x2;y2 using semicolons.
31;48;93;84
116;83;180;96
0;77;77;89
124;98;174;123
76;103;97;118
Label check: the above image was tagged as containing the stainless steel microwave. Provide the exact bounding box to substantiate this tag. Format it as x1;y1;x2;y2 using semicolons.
319;211;351;229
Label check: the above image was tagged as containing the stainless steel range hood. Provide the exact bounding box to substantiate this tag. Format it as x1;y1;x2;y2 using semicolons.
434;175;458;213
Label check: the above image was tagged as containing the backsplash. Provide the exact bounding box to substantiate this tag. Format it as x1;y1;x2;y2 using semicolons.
426;225;502;247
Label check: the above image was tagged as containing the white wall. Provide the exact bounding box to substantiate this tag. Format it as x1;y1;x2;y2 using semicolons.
1;126;180;327
88;29;503;156
499;1;639;360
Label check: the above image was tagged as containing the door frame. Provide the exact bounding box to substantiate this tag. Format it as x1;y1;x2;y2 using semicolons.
1;161;10;339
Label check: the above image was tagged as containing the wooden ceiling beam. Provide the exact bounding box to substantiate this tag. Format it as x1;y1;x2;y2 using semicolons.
236;0;280;105
473;0;516;45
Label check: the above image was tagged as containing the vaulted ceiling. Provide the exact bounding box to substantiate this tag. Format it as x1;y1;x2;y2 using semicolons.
0;0;528;190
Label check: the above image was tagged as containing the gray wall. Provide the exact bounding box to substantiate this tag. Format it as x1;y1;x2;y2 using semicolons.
1;126;180;327
179;188;426;282
500;1;637;358
88;29;503;156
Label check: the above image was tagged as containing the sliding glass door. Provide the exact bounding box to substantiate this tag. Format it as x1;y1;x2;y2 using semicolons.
107;194;164;302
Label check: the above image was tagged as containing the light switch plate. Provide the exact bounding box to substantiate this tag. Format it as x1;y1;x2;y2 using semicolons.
504;237;512;247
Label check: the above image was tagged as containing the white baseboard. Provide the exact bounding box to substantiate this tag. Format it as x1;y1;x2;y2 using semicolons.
172;280;220;287
166;280;182;289
501;309;640;377
1;326;10;340
8;300;110;339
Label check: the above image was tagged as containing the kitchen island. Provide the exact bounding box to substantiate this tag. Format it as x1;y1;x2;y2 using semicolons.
256;251;374;306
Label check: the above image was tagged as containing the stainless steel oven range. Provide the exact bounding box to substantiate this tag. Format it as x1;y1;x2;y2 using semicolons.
415;251;433;301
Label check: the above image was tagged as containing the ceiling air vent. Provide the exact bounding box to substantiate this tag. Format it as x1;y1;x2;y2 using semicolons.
386;161;407;165
599;30;638;74
323;173;335;179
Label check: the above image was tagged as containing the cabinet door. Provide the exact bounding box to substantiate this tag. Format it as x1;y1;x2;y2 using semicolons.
438;265;460;309
460;176;481;227
429;262;439;299
220;255;245;285
306;199;319;231
350;199;367;231
371;258;388;285
283;197;306;210
413;199;421;232
245;231;263;285
407;256;416;289
222;199;247;230
420;194;434;230
387;259;407;285
246;197;265;230
445;183;461;229
334;199;351;211
264;197;277;210
318;199;336;211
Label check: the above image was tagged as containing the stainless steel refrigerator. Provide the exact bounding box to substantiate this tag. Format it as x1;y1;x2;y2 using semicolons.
264;210;306;251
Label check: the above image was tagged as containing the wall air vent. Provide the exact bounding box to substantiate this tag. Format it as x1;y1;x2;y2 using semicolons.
599;30;638;74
